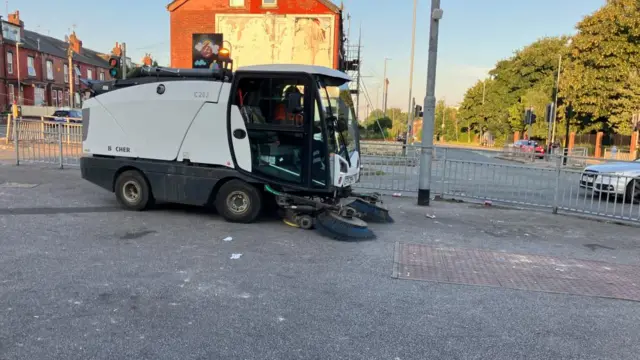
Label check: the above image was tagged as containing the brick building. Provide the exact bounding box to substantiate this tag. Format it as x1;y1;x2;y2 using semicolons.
167;0;346;70
1;10;115;111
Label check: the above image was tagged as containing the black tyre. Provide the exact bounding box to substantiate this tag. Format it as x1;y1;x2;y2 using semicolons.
114;170;154;211
625;180;640;204
215;179;262;223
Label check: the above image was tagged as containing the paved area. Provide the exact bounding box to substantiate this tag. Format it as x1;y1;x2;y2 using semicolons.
1;165;640;359
393;243;640;301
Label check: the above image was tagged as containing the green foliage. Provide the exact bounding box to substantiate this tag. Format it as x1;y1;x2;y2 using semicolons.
459;0;640;139
152;60;159;67
562;0;640;135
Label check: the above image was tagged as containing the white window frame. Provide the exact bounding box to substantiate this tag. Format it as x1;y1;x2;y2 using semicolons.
74;65;80;85
8;84;14;104
7;51;13;74
27;56;36;77
99;71;105;81
52;88;58;107
64;64;69;83
262;0;277;6
230;0;244;6
46;60;54;80
64;90;70;107
87;69;93;80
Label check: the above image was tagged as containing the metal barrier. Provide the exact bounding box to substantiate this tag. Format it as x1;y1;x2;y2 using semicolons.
11;118;83;168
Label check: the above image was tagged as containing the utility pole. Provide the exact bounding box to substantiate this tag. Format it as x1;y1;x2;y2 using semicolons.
382;57;390;115
418;0;443;206
121;42;127;80
16;42;22;105
405;0;418;147
550;54;562;145
67;44;74;107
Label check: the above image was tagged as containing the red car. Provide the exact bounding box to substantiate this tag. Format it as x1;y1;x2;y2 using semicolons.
513;140;545;159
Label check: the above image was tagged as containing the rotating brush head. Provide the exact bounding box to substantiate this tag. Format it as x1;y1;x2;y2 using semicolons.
315;211;376;241
347;198;395;223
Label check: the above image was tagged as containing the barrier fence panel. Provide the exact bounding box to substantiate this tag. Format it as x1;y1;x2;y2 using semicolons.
13;118;83;168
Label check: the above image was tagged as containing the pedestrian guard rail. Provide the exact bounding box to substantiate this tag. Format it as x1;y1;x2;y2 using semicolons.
5;123;640;225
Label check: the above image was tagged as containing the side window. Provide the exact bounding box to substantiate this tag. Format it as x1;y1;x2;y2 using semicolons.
235;77;305;127
232;75;310;185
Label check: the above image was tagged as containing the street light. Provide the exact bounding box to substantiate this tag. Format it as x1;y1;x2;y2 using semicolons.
551;38;573;146
16;41;23;105
405;0;418;146
418;0;443;206
382;57;391;115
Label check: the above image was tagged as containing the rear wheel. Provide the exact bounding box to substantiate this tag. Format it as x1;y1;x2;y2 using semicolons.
215;179;263;223
625;180;640;204
114;170;154;211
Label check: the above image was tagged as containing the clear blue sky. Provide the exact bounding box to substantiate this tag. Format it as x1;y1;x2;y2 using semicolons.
15;0;605;111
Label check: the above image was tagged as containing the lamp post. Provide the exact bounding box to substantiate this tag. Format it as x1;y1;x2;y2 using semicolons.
405;0;418;146
418;0;443;206
382;57;391;115
16;41;22;105
551;39;572;146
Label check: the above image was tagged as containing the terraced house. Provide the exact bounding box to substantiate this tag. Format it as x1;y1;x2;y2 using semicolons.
1;10;114;111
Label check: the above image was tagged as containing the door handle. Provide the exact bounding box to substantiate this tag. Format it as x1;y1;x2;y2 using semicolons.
233;129;246;139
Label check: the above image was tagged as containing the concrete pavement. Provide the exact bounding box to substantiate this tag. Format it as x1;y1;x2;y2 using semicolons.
0;165;639;359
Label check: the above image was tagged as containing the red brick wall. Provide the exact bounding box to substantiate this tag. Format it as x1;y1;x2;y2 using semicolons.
169;0;340;68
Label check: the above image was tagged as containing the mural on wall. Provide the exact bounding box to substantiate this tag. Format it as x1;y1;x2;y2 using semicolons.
192;33;224;69
215;14;335;69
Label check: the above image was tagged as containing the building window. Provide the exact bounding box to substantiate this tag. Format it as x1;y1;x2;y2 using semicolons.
52;88;58;107
87;69;93;80
230;0;244;6
57;90;62;106
64;90;70;107
64;64;69;83
8;84;14;104
27;56;36;77
74;66;80;85
74;92;81;108
99;71;105;81
46;60;54;80
34;87;45;106
7;52;13;74
262;0;277;6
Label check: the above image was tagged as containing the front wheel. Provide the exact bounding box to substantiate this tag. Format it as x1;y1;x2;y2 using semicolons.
215;179;263;223
625;179;640;204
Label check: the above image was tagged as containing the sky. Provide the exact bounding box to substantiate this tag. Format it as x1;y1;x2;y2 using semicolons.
14;0;606;113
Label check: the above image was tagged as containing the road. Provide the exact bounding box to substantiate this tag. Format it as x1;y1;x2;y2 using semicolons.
1;165;639;359
358;146;640;223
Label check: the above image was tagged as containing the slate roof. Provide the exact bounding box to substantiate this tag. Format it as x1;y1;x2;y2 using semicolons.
6;25;110;68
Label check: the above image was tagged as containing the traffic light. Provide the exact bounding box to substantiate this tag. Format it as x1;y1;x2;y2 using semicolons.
524;108;536;125
414;104;423;117
108;56;121;78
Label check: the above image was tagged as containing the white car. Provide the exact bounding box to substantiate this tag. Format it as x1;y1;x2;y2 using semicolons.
580;159;640;203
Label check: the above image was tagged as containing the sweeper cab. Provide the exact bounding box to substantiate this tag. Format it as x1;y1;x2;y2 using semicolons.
79;59;393;240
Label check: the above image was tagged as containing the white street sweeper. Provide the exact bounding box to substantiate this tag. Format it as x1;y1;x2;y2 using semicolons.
79;56;392;240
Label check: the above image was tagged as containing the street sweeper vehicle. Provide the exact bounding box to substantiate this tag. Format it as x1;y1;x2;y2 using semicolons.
79;60;393;240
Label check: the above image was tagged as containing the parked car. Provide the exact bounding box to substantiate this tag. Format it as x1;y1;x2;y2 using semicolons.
51;108;82;123
513;140;545;159
579;159;640;203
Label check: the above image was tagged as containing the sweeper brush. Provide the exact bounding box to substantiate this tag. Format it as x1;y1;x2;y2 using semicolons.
314;211;376;241
345;198;394;223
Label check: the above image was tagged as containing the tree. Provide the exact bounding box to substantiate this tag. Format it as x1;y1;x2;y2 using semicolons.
562;0;640;135
152;60;159;67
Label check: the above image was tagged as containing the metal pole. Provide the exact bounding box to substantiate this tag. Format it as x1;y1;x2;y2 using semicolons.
551;54;561;144
383;58;390;116
405;0;418;146
355;26;362;121
418;0;443;206
16;42;21;104
122;43;127;79
68;45;74;107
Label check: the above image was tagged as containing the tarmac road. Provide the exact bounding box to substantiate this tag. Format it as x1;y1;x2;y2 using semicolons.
0;165;639;359
358;147;640;223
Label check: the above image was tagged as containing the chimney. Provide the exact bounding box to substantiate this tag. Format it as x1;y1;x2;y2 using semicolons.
112;42;122;57
142;53;153;66
7;10;25;40
68;31;82;54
